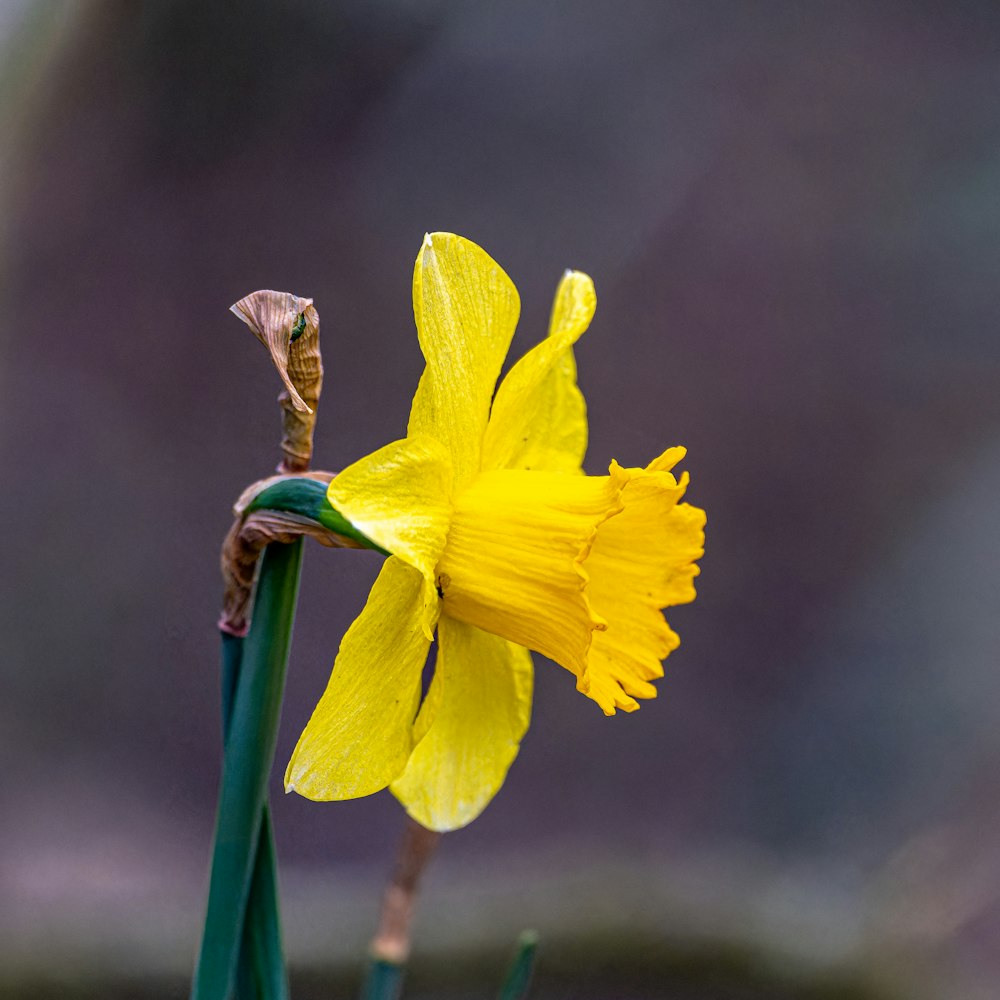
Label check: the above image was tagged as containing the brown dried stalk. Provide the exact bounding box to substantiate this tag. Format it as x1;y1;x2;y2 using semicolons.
220;292;338;635
230;289;323;473
370;818;442;963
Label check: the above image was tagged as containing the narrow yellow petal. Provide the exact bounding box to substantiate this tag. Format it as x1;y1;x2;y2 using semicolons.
436;467;627;675
482;270;594;474
579;450;706;714
390;618;533;832
326;435;452;637
285;557;435;799
407;233;520;487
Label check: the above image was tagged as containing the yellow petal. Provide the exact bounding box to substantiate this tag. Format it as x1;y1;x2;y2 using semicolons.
580;449;706;714
285;557;435;799
390;617;533;831
436;467;627;675
326;435;452;638
407;233;520;487
482;270;594;474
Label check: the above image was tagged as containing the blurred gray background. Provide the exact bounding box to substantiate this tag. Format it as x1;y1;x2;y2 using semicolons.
3;2;1000;997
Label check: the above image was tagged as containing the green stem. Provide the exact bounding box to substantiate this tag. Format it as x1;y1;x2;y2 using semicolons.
192;541;303;1000
221;634;288;1000
220;632;242;742
233;814;286;1000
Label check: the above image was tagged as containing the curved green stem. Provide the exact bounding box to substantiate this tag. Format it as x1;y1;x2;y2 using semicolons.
246;478;388;555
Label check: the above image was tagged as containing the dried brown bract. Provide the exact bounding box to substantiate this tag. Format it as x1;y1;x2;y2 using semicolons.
230;290;323;473
218;501;361;637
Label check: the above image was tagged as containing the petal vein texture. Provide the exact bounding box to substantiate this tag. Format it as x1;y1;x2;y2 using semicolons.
408;233;520;488
483;270;594;474
391;618;533;831
285;557;433;799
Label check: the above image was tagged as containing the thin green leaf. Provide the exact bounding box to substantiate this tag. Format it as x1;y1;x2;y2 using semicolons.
497;930;539;1000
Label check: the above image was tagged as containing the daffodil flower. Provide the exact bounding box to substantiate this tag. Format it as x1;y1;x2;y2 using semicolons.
285;233;705;832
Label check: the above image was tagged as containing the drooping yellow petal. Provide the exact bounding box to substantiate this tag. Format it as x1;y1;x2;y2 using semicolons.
326;435;452;637
482;270;594;474
436;466;628;676
285;557;435;799
407;233;520;487
579;450;706;714
390;617;533;831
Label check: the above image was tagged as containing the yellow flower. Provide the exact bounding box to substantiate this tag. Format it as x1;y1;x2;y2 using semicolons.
285;233;705;832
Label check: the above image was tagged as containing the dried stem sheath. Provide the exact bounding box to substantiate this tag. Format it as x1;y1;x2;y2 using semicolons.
219;484;365;637
230;290;323;472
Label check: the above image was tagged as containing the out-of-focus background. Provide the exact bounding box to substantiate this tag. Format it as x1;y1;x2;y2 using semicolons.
3;2;1000;997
